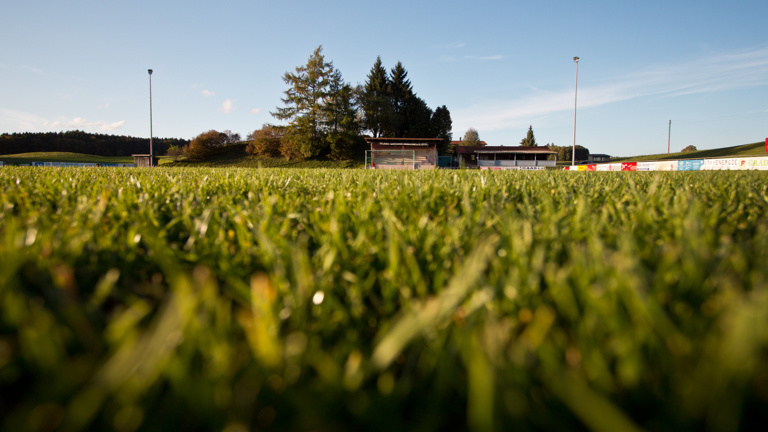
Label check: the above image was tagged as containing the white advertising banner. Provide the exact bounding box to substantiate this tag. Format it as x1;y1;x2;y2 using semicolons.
480;166;545;171
567;156;768;172
701;159;741;170
738;157;768;170
28;162;134;168
655;161;677;171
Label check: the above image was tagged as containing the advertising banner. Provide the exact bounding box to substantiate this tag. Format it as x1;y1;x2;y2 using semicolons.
29;161;134;168
739;157;768;170
481;166;545;171
678;159;705;171
563;157;768;173
702;159;740;170
655;161;677;171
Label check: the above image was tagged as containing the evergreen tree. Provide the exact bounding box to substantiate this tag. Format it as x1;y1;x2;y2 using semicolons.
325;70;362;160
389;62;413;137
361;57;451;145
272;46;336;159
403;96;433;138
520;125;537;146
431;105;453;154
361;56;393;138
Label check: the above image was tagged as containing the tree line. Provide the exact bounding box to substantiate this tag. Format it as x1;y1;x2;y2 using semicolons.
245;46;453;161
0;130;188;157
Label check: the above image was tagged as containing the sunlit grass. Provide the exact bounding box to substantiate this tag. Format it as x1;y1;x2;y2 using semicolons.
1;167;767;431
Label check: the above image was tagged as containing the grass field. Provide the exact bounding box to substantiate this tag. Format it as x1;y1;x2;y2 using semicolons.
1;167;767;431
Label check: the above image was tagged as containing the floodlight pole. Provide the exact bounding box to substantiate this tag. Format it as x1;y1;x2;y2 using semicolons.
572;56;579;166
148;69;154;167
668;120;671;154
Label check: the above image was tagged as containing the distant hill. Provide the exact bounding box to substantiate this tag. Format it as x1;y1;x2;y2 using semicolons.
611;141;766;162
0;131;188;157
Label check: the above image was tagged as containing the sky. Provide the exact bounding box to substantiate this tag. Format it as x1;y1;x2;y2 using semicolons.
1;0;766;157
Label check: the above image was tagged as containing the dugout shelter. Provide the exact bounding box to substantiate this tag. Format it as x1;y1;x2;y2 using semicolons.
455;146;557;169
365;137;441;170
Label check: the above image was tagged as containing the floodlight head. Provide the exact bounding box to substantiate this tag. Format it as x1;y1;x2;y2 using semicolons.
573;57;579;63
148;69;153;75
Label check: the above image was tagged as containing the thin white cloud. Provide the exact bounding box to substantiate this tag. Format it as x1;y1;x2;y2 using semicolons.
220;99;234;114
48;117;126;131
250;108;261;115
1;109;127;133
201;89;216;97
0;108;48;131
25;65;43;74
454;46;768;133
465;55;504;61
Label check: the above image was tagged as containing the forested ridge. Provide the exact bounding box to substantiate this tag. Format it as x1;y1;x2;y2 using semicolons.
0;130;189;157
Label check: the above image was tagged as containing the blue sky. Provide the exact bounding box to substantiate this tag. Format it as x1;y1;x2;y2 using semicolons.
1;0;766;156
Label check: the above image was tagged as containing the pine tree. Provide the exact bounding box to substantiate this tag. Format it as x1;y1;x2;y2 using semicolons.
520;125;538;146
271;46;336;159
389;62;413;137
431;106;452;154
325;70;361;160
361;57;393;138
403;96;433;138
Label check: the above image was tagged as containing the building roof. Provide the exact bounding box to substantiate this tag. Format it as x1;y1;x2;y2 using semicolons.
450;140;488;147
455;145;556;155
365;137;443;147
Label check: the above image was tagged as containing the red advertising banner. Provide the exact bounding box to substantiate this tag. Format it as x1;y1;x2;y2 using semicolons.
587;164;597;171
765;138;767;153
621;162;637;171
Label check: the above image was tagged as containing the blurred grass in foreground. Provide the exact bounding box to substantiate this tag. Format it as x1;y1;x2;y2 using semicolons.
1;167;768;431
